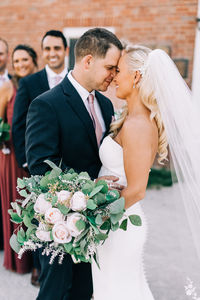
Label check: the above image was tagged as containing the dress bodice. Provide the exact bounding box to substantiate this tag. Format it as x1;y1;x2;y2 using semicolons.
98;135;127;186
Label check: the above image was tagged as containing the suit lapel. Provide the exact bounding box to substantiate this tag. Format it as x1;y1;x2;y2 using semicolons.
38;69;50;92
61;77;98;151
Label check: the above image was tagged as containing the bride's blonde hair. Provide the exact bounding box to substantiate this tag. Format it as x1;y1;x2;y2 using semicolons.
110;44;168;164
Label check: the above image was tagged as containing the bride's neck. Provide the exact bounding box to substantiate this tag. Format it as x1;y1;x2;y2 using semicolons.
127;92;149;117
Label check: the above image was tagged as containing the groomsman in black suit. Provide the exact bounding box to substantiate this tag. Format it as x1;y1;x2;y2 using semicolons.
12;30;68;170
26;28;123;300
12;30;68;286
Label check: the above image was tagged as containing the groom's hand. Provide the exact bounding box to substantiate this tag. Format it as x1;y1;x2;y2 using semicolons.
95;175;124;191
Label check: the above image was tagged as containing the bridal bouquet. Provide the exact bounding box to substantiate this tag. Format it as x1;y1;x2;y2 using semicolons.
9;160;141;266
0;117;10;144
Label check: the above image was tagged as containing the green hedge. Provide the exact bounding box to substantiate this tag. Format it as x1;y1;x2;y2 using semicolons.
147;168;172;188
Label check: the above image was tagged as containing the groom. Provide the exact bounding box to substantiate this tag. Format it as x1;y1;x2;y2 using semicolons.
26;28;123;300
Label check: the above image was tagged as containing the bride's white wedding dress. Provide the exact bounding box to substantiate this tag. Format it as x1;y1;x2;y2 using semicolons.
92;135;154;300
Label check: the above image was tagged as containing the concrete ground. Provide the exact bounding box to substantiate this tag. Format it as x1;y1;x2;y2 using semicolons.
0;186;199;300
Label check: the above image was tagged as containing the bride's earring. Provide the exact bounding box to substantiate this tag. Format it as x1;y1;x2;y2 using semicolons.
133;82;136;89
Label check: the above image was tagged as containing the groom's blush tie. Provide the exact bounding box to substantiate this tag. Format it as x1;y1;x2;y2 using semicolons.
87;93;103;146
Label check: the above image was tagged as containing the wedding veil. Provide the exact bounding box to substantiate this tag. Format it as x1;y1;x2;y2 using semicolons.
140;49;200;299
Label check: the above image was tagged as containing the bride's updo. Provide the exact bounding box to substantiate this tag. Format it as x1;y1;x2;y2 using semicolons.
110;43;168;164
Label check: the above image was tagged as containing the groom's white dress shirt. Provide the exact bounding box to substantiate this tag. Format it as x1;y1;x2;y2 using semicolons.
45;65;68;89
67;71;106;137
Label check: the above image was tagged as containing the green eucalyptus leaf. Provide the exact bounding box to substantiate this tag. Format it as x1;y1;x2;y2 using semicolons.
51;196;58;206
10;234;21;253
48;169;61;180
44;160;62;173
17;230;26;244
40;176;49;188
50;231;54;241
86;199;97;210
109;197;125;214
19;189;28;198
17;178;25;189
23;215;32;228
93;193;106;205
93;252;100;269
11;202;22;217
63;173;74;181
95;180;108;194
10;213;23;224
95;233;108;241
120;218;128;231
129;215;142;226
111;222;119;231
80;239;87;253
105;190;120;201
89;185;104;198
26;226;36;239
75;219;86;231
95;214;103;226
57;203;70;215
100;220;111;230
75;247;81;255
82;183;94;195
110;212;124;224
64;242;73;253
78;172;91;179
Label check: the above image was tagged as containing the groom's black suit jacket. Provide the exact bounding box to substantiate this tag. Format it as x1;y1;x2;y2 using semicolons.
12;68;50;168
26;75;114;300
26;75;114;178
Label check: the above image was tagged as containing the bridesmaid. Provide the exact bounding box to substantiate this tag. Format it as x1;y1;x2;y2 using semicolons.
0;44;37;273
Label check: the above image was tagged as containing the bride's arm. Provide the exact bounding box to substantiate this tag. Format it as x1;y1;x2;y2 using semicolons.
121;118;157;209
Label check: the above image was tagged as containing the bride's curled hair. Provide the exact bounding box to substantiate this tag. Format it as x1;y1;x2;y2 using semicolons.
110;43;168;164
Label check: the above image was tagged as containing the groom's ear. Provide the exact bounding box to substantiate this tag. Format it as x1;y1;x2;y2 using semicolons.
82;54;93;70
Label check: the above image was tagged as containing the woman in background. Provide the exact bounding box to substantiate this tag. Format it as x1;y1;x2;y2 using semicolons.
0;44;37;274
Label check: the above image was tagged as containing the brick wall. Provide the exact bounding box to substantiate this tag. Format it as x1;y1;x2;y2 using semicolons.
0;0;198;87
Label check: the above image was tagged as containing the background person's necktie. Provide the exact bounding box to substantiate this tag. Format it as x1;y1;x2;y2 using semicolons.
53;75;62;87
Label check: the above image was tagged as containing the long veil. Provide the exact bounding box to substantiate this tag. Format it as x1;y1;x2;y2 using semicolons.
142;49;200;299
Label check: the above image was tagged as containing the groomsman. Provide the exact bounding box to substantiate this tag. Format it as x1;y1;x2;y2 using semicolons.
12;30;68;170
0;38;11;87
26;27;123;300
12;29;68;286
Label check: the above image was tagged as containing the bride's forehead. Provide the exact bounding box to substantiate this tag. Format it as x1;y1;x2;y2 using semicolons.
118;53;128;66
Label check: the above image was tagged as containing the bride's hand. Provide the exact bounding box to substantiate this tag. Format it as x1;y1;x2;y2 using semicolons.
95;175;124;191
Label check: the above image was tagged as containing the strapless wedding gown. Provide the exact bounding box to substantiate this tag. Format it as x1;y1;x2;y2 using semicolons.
92;135;154;300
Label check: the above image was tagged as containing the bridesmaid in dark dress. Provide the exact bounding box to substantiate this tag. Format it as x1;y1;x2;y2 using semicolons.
0;44;37;273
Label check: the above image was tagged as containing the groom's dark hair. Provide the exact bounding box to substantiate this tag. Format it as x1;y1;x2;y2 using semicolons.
41;30;67;49
74;28;123;61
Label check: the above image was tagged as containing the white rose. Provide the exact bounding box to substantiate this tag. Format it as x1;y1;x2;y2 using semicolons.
70;191;87;211
45;208;63;224
66;213;86;237
52;221;72;244
36;223;51;242
56;190;71;206
34;194;52;214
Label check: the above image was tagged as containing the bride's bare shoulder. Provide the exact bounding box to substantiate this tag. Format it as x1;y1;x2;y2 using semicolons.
122;115;156;133
121;115;158;144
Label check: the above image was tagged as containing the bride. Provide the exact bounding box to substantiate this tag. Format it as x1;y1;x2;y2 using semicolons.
92;44;200;299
